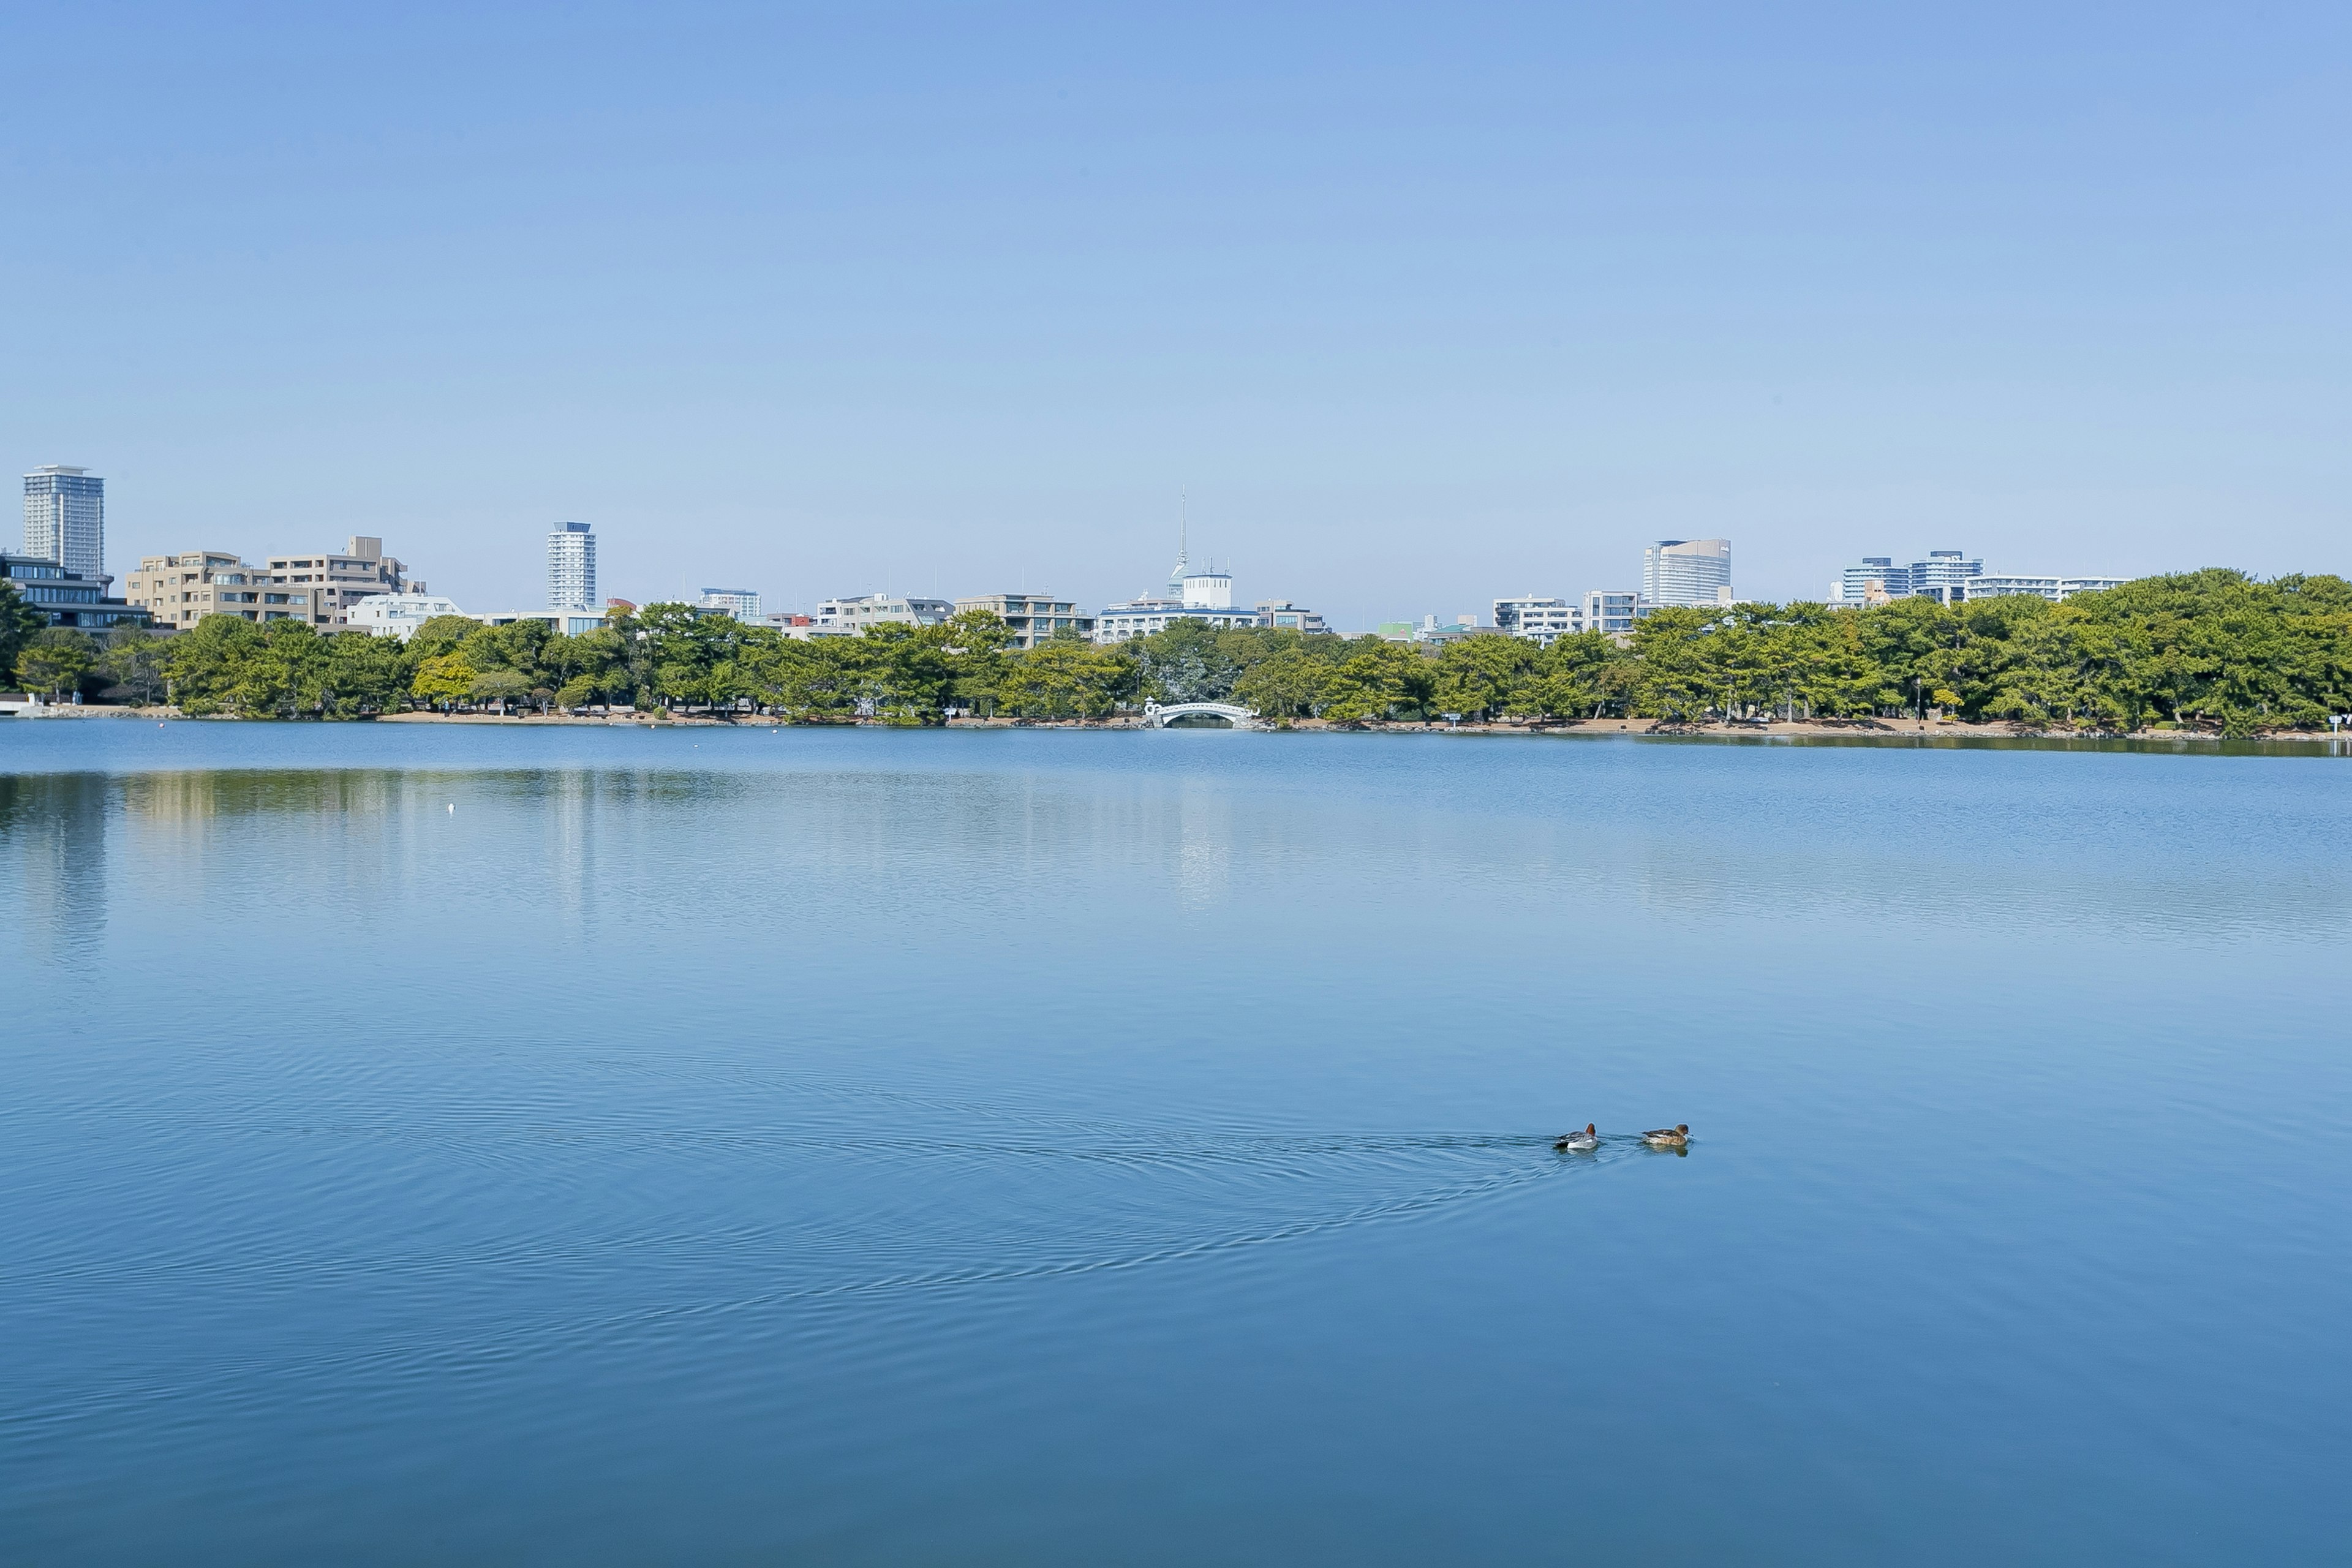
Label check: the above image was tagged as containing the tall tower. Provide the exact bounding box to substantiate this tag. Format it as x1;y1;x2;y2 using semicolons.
547;521;597;610
25;466;105;582
1166;491;1189;600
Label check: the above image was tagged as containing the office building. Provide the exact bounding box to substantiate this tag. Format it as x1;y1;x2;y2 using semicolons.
548;522;596;610
698;587;762;620
350;594;469;639
1494;597;1584;646
1;554;151;631
24;466;105;583
1964;575;2127;604
957;594;1095;649
817;594;955;632
1641;539;1733;608
1583;590;1642;635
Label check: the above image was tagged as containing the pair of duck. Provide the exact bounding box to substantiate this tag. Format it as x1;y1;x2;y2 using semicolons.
1552;1123;1689;1151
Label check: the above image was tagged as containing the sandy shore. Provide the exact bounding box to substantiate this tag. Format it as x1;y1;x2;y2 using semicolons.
26;706;2344;745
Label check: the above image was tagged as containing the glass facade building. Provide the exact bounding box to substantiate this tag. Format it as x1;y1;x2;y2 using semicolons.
24;466;105;584
1640;539;1733;608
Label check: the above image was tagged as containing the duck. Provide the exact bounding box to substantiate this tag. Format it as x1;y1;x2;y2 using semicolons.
1641;1124;1690;1148
1553;1123;1599;1152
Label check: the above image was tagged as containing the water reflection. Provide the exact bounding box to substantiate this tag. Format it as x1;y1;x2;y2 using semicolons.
0;772;110;967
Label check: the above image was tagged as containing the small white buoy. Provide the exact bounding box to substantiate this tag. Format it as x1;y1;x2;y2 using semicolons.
447;803;455;813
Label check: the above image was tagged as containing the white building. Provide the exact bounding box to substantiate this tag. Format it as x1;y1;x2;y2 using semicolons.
1965;575;2127;603
1583;590;1642;635
478;608;611;635
816;594;954;631
350;593;469;639
547;522;597;610
1640;539;1733;608
1094;597;1262;642
1493;597;1585;645
698;587;761;620
24;466;105;583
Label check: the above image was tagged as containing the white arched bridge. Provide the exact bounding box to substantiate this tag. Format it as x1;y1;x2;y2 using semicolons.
1142;701;1259;729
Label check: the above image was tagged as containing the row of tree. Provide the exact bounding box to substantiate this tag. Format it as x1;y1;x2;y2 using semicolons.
6;569;2348;733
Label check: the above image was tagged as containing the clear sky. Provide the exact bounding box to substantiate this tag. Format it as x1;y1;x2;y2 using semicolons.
6;1;2345;624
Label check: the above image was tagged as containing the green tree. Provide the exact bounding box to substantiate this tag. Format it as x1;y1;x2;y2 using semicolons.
0;581;43;680
100;628;170;706
15;628;96;699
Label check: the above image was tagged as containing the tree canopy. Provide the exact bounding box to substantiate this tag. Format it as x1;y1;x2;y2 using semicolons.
13;570;2337;734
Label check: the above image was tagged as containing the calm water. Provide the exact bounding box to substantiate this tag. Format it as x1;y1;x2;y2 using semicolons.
4;722;2348;1564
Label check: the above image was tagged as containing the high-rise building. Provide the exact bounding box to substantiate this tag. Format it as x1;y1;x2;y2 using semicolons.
547;522;596;610
24;466;105;583
1641;539;1733;608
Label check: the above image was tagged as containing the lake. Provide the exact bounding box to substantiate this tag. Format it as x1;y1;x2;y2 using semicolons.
4;721;2347;1563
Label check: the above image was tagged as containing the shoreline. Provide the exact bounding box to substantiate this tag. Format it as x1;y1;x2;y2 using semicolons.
17;706;2348;746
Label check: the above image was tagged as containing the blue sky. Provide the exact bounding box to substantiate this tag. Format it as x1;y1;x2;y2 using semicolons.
4;1;2345;624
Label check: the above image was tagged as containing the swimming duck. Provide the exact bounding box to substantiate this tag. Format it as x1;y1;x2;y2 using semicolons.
1553;1123;1599;1152
1641;1124;1690;1148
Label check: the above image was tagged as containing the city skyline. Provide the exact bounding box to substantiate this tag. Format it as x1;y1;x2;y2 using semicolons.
5;4;2344;624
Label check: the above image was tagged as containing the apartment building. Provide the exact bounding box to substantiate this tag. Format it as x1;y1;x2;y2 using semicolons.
815;594;955;633
124;552;306;628
263;537;415;627
1493;597;1584;645
954;594;1094;649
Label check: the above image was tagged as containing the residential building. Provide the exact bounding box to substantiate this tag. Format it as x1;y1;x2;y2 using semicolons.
262;536;415;627
24;466;105;582
698;587;762;620
819;594;955;632
1093;596;1260;642
1254;600;1329;634
1965;575;2127;603
1494;596;1584;645
1834;550;1982;606
956;594;1094;648
548;522;597;610
1583;590;1641;635
477;608;612;635
1641;538;1733;608
119;552;314;627
349;594;469;638
1;554;151;631
124;552;249;630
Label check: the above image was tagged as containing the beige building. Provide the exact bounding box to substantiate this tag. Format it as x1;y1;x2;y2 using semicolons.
262;537;417;627
124;551;299;628
124;536;420;631
953;594;1095;649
